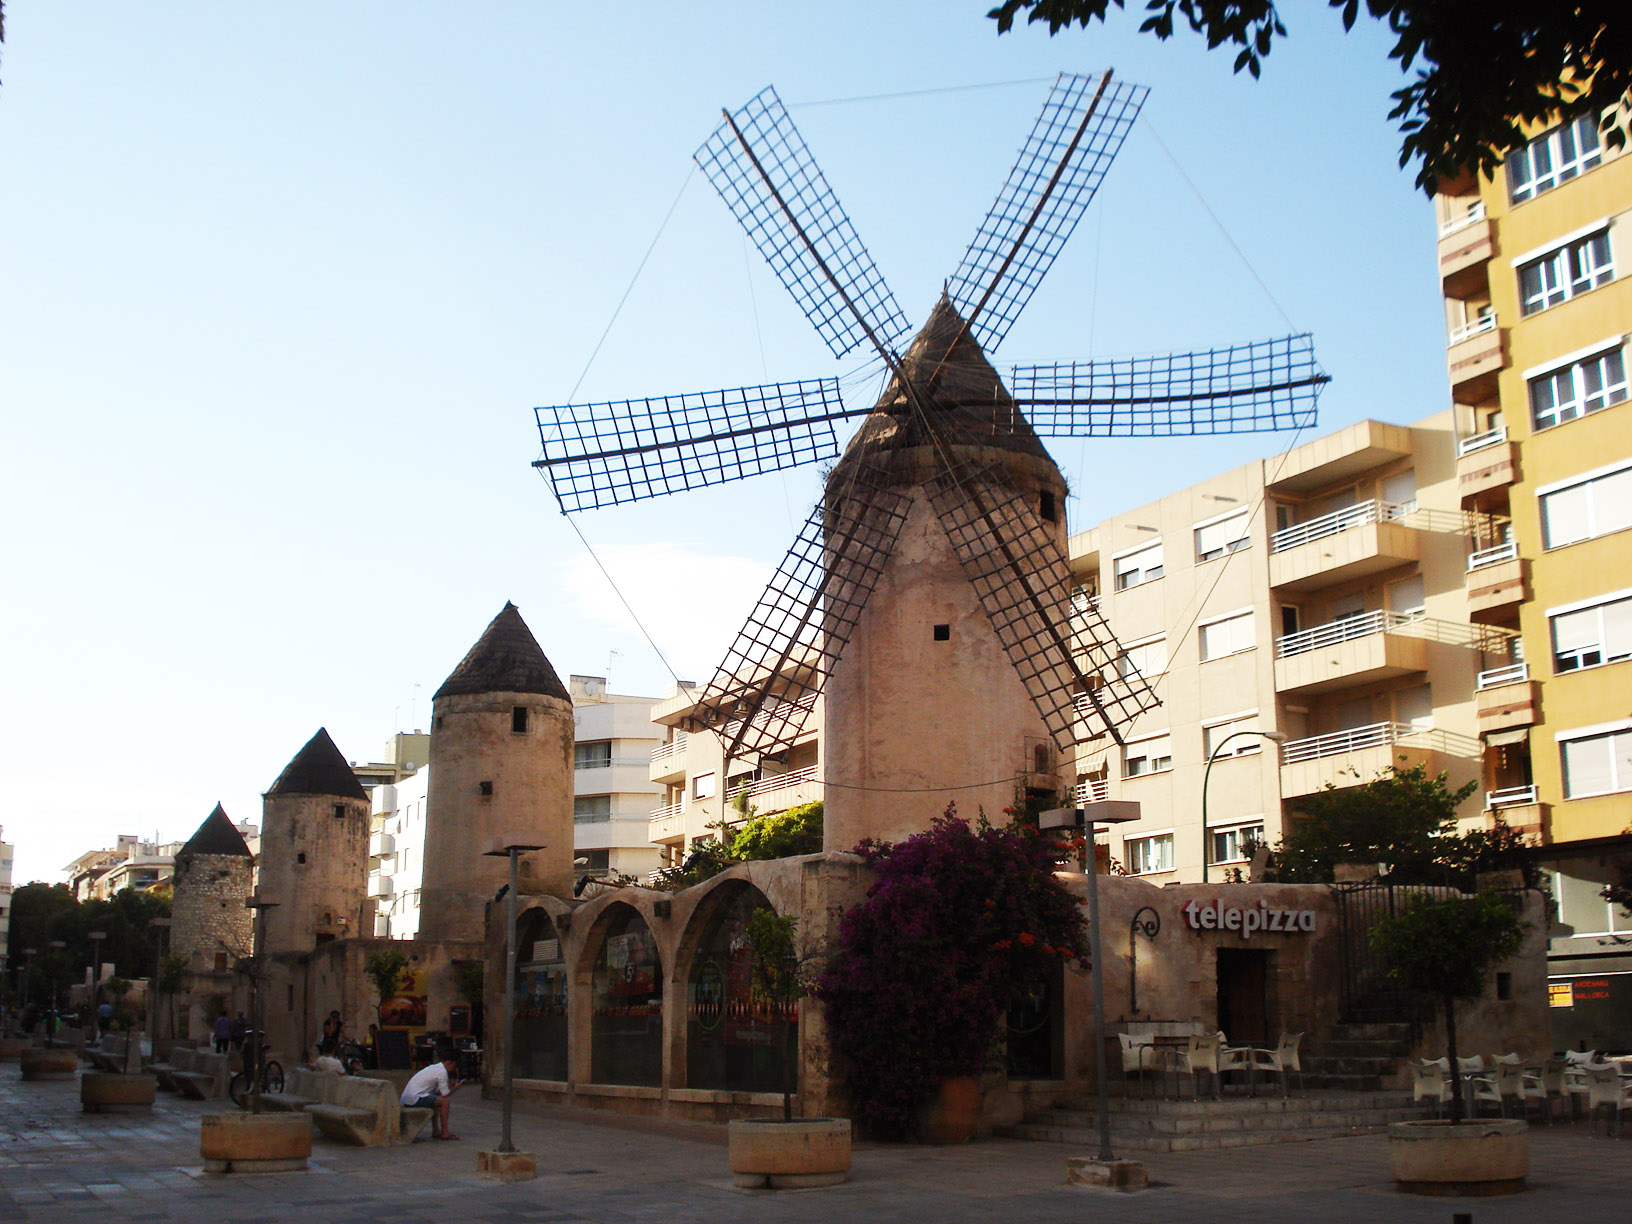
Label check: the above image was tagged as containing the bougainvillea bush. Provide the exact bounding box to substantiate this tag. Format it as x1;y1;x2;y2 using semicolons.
814;806;1087;1137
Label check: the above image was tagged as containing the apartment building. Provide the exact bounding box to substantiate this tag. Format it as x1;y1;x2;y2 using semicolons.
1434;109;1632;1033
568;674;666;881
1066;413;1487;881
647;680;824;868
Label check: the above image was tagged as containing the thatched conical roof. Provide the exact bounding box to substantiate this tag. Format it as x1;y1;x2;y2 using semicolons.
265;727;367;800
434;602;568;701
178;803;253;859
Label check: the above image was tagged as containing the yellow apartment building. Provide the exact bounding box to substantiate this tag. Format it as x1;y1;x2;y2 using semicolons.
1434;107;1632;1039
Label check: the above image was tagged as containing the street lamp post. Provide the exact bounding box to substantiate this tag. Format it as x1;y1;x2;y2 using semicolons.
87;931;107;1043
1042;801;1141;1169
481;836;543;1159
244;898;279;1115
46;940;66;1042
149;918;172;1042
1200;731;1287;884
21;947;38;1014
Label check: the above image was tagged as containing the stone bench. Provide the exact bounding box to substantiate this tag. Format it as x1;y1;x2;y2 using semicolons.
150;1046;230;1099
280;1070;431;1145
85;1035;133;1073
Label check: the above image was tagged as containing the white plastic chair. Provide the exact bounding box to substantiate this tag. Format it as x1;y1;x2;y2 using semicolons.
1173;1032;1224;1100
1584;1064;1628;1136
1118;1032;1159;1095
1411;1060;1452;1117
1520;1058;1565;1123
1248;1031;1304;1097
1469;1062;1521;1117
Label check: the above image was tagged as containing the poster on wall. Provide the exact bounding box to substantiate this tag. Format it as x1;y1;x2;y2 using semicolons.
379;967;429;1036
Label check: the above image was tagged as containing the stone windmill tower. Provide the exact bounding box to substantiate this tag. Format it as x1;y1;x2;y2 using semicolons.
533;75;1325;848
258;727;371;954
170;802;255;966
417;602;574;942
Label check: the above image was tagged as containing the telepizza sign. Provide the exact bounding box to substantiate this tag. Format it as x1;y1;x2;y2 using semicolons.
1183;897;1317;937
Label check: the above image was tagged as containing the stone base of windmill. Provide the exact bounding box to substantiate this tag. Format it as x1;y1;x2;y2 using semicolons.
199;1113;312;1174
81;1071;157;1112
1387;1119;1528;1195
728;1118;851;1189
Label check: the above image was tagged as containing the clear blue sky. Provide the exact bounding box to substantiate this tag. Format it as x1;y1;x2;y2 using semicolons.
0;3;1450;885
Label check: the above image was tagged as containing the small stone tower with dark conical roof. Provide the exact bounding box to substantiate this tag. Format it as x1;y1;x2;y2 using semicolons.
417;602;574;941
170;802;255;965
824;296;1071;850
258;727;373;955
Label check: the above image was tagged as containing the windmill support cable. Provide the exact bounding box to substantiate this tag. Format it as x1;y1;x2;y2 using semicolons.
720;107;909;385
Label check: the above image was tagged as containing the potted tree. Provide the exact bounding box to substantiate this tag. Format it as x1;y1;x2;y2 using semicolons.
726;909;851;1189
1370;891;1529;1195
81;978;157;1111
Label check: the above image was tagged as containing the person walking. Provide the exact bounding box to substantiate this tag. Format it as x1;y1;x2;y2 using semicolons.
213;1013;232;1055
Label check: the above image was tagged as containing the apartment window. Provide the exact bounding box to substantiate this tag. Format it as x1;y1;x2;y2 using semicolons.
1115;636;1167;682
1529;345;1628;430
574;740;612;770
574;795;612;824
1559;722;1632;799
1125;833;1174;875
1194;509;1250;562
1199;610;1255;661
692;771;716;800
1517;229;1613;316
1507;115;1602;204
1539;460;1632;548
1550;591;1632;673
1210;820;1265;866
1113;540;1164;590
1122;733;1172;779
1203;712;1262;760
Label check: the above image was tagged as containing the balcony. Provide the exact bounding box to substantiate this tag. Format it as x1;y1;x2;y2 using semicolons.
1476;664;1538;734
1266;420;1413;496
1465;551;1526;623
727;765;822;814
1483;786;1545;836
1268;500;1420;592
1456;429;1517;501
366;874;393;899
648;734;688;785
1273;610;1429;695
1279;722;1442;798
1073;778;1110;806
1447;320;1506;404
1438;210;1493;296
648;802;685;845
368;831;395;858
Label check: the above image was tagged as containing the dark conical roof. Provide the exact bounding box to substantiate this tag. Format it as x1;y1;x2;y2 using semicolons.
434;602;569;700
265;727;368;800
178;803;253;859
837;294;1052;465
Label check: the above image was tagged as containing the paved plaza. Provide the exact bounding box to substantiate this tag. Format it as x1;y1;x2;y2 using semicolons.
2;1073;1628;1223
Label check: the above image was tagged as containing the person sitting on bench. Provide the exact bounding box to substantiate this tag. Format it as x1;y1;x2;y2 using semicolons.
400;1050;462;1140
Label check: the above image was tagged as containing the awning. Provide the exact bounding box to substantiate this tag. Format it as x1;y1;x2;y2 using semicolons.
1485;727;1529;748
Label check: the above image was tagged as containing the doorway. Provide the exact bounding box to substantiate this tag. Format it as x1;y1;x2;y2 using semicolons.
1216;948;1276;1046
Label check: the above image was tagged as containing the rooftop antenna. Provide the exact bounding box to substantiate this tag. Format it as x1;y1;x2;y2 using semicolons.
533;72;1327;761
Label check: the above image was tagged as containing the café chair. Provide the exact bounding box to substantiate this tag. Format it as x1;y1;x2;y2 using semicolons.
1248;1031;1304;1097
1172;1032;1223;1101
1118;1032;1160;1096
1411;1060;1452;1117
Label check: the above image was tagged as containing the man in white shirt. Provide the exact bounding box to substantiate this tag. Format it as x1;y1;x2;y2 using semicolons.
307;1045;346;1075
400;1051;462;1140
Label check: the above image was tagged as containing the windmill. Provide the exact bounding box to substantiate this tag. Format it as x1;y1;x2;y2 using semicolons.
535;72;1327;846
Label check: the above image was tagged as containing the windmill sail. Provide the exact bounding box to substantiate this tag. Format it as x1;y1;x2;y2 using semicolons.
1012;334;1328;437
946;71;1148;352
695;86;912;362
534;379;855;512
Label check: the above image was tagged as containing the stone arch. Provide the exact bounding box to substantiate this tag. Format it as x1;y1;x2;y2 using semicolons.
677;878;794;1093
581;901;663;1086
512;904;568;1082
1006;957;1066;1080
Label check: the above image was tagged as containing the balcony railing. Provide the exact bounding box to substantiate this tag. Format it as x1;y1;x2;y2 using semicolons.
1448;313;1498;346
1457;425;1508;456
1486;785;1538;810
1438;200;1486;237
718;691;819;738
1073;778;1110;805
649;734;688;764
1281;721;1413;765
1476;662;1529;690
727;765;819;802
1269;500;1413;553
1274;609;1419;659
648;801;683;823
1468;541;1518;571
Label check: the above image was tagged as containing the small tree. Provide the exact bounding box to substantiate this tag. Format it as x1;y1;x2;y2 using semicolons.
365;950;409;1023
745;909;807;1122
101;977;139;1073
1369;892;1526;1123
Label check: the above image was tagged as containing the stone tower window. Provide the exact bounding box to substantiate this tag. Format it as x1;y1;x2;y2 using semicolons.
297;853;306;864
1040;490;1057;522
933;624;950;641
512;706;529;734
480;780;494;797
214;952;228;970
333;803;346;819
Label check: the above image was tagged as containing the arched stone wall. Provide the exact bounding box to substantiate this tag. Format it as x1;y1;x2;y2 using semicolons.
580;902;664;1087
512;904;568;1082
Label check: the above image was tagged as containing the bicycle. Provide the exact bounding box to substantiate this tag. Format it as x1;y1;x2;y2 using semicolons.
228;1031;284;1106
335;1039;368;1076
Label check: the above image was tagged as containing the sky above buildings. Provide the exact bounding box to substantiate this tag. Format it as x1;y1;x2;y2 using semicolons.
0;3;1451;885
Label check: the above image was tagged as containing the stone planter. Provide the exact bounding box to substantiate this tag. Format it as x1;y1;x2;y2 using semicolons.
81;1071;158;1112
19;1048;79;1080
0;1037;32;1061
912;1076;981;1144
199;1112;312;1174
727;1118;851;1189
1387;1119;1528;1196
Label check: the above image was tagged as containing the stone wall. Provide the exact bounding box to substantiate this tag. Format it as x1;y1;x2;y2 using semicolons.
258;791;372;954
171;853;253;962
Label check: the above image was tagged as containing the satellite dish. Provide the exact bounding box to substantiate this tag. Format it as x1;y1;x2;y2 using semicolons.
582;679;601;696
